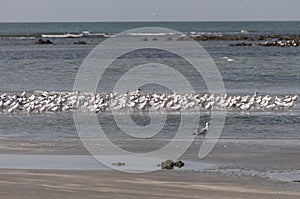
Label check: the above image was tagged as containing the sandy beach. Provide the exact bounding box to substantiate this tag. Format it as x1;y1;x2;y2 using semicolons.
0;169;299;199
0;138;299;198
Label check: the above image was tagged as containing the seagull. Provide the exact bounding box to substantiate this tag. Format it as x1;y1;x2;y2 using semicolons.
222;57;235;62
195;122;210;135
226;58;235;62
130;89;141;96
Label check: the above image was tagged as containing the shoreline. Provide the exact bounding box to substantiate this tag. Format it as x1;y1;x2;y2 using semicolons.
0;138;299;182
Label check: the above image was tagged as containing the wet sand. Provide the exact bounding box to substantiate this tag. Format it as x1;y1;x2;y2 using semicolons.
0;138;300;198
0;169;299;199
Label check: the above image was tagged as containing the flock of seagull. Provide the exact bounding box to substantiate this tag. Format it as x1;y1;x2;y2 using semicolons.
0;90;297;114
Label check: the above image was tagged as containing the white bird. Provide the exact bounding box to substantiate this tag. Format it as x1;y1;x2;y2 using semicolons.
195;122;210;135
226;58;235;62
222;57;235;62
130;89;141;96
21;91;26;97
204;101;213;111
4;99;12;107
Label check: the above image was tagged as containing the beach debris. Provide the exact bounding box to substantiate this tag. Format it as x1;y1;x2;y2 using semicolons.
160;160;185;170
0;91;297;114
35;39;53;44
112;162;125;166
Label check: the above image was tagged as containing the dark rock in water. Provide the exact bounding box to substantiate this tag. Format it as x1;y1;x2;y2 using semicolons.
229;43;253;46
190;34;300;42
35;39;53;44
160;160;185;170
152;37;158;41
177;36;191;41
257;35;265;40
143;37;148;41
73;40;87;44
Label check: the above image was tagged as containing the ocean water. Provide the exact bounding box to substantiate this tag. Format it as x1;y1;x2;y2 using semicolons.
0;21;299;141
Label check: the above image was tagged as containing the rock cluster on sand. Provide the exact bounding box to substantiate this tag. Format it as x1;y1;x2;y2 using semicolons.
160;160;185;170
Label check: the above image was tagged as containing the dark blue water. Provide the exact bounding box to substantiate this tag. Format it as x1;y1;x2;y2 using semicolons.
0;22;299;140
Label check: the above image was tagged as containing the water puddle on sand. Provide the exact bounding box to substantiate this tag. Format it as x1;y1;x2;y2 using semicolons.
212;168;300;183
265;171;300;183
0;154;217;172
2;154;298;182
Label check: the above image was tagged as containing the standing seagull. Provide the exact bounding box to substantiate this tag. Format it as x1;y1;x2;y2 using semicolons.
195;122;210;135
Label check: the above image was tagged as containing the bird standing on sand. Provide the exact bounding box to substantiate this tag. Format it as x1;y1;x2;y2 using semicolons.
195;122;210;135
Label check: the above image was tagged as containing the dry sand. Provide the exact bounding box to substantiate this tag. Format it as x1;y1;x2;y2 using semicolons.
0;169;299;199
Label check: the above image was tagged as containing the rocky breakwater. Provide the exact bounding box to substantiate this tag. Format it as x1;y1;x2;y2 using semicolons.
188;34;300;47
35;39;53;44
257;40;300;47
190;34;300;41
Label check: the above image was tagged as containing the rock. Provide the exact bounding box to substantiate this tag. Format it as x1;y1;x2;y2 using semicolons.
73;40;87;44
257;40;299;47
177;36;190;41
257;35;265;40
229;43;253;46
35;39;53;44
161;160;175;170
175;160;185;168
160;160;185;170
190;34;300;42
112;162;125;166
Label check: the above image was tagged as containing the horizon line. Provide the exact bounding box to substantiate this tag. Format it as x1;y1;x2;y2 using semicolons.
0;20;300;23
